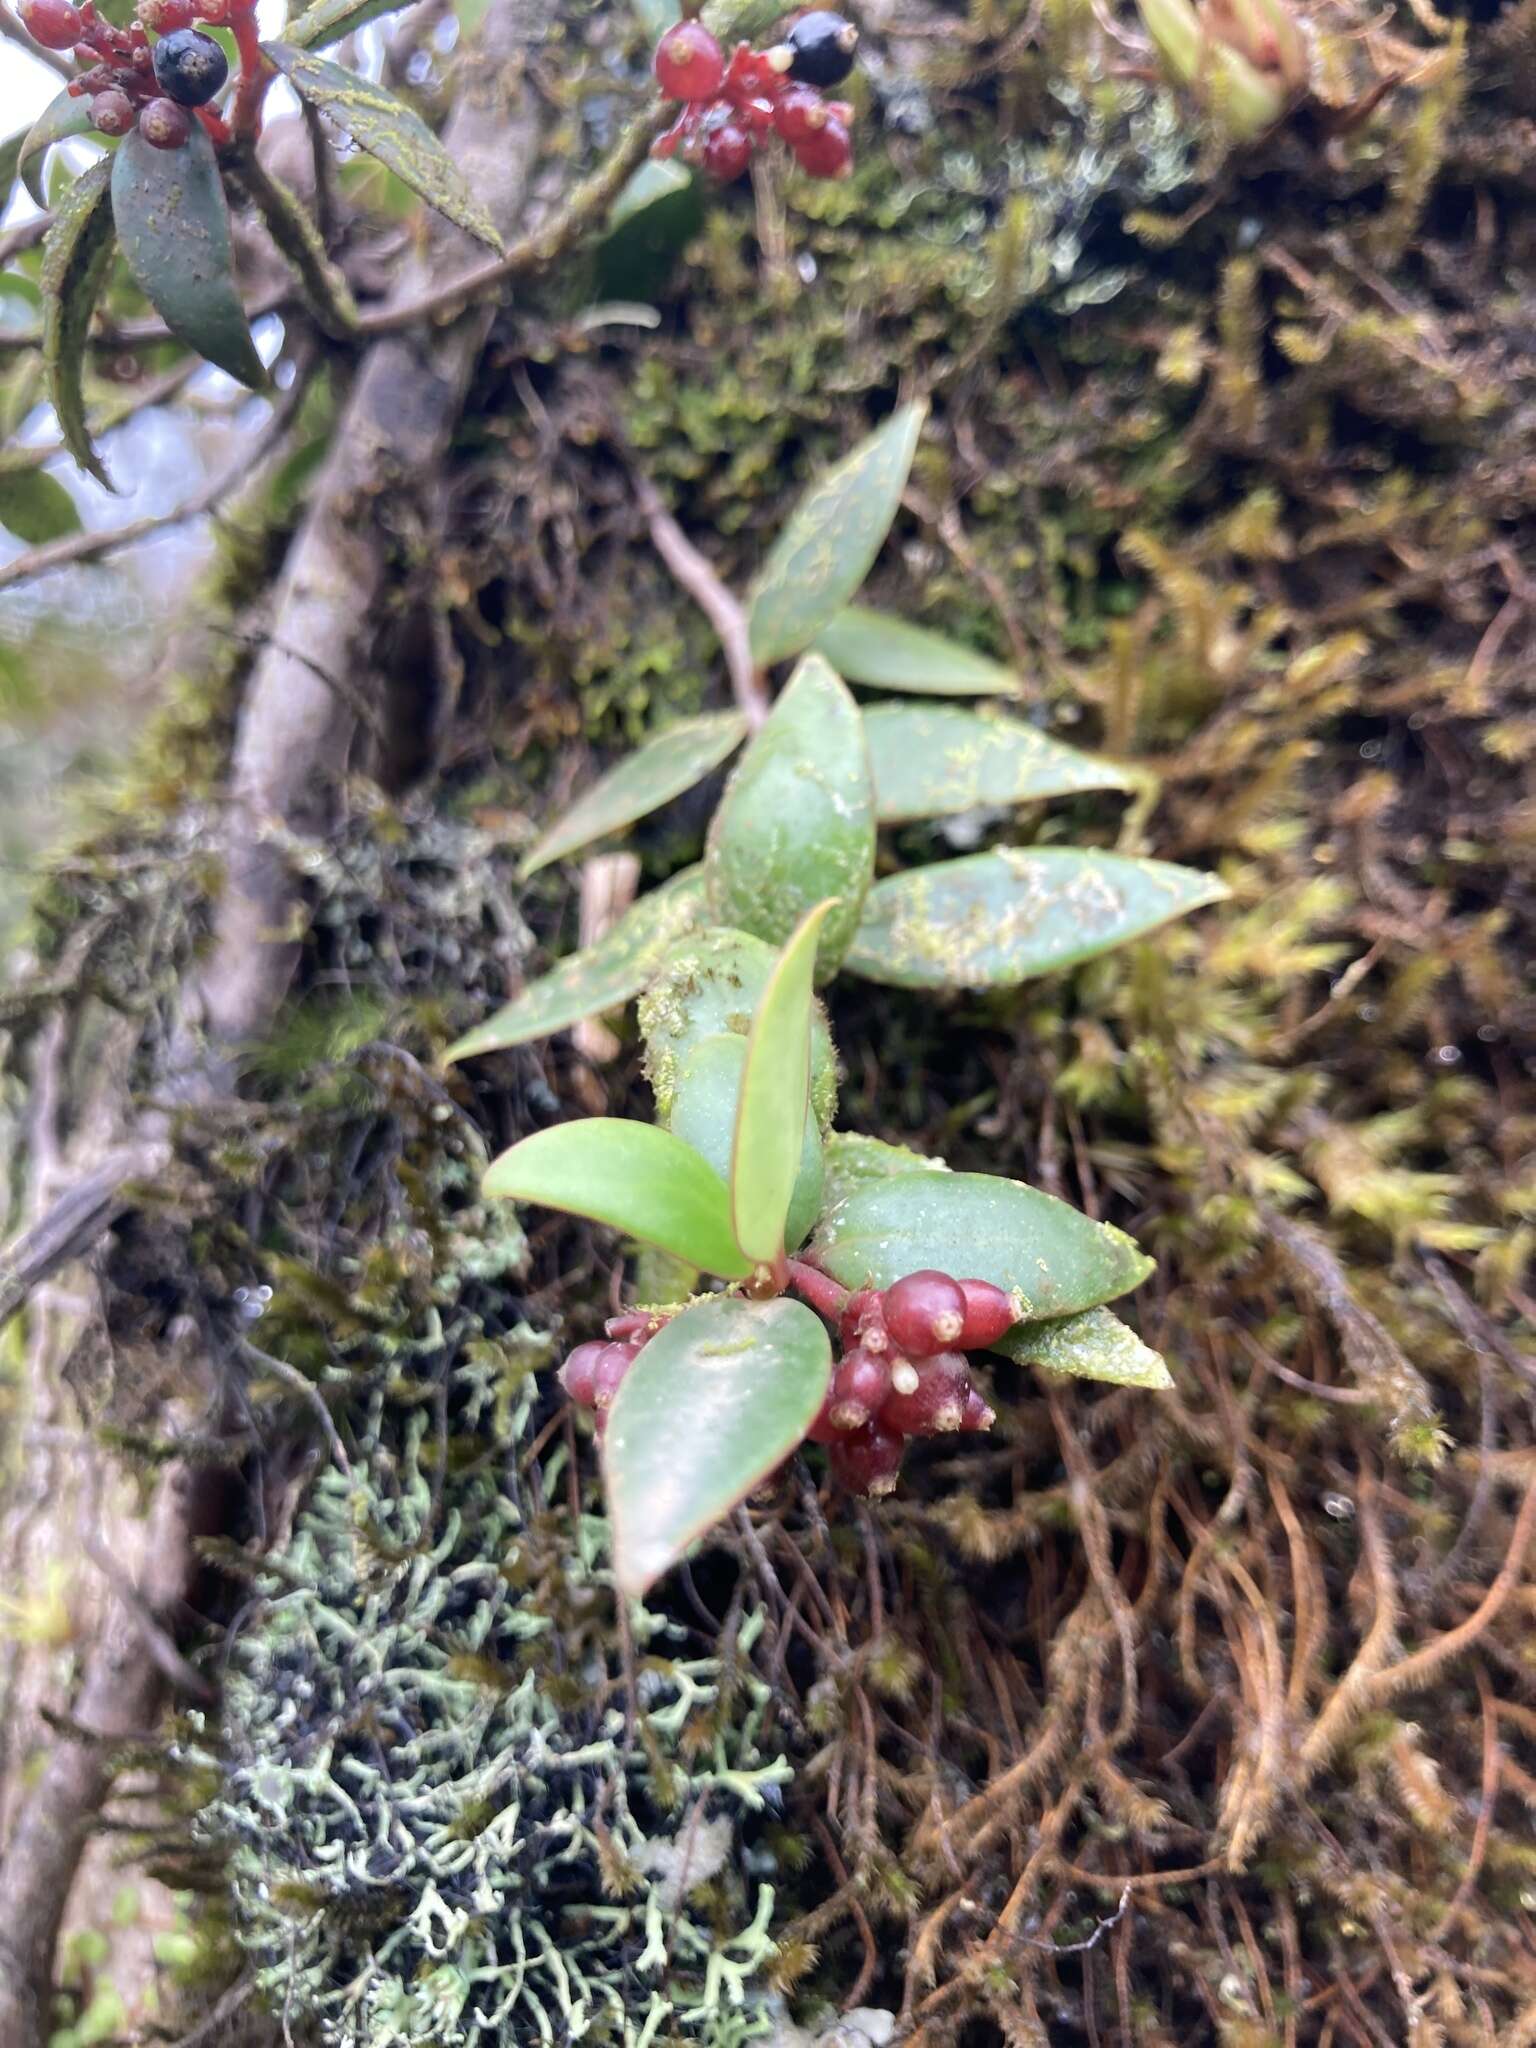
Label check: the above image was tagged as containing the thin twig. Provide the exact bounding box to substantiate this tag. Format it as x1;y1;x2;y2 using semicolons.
238;1339;352;1478
630;468;768;728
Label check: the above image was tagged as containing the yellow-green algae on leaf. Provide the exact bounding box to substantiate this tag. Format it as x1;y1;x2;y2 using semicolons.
995;1305;1174;1391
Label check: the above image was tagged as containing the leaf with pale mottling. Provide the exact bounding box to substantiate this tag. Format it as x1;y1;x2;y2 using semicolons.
812;606;1019;697
863;705;1133;823
483;1119;750;1279
747;403;928;666
812;1169;1152;1322
731;901;835;1264
20;91;95;211
443;869;705;1063
706;654;874;981
520;712;746;879
264;44;504;250
113;127;267;391
994;1306;1173;1391
284;0;415;48
820;1130;947;1215
41;159;117;490
846;847;1228;990
605;1294;832;1596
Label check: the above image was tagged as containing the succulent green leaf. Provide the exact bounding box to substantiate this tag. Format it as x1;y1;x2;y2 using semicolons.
443;870;705;1064
811;606;1019;697
820;1130;948;1214
519;712;747;880
863;704;1134;824
264;44;504;251
730;901;836;1264
283;0;415;49
605;1294;833;1596
639;927;838;1128
812;1169;1153;1321
112;127;267;392
668;1035;823;1255
596;158;703;300
994;1306;1174;1391
40;158;117;491
747;402;928;666
0;128;26;213
19;91;95;212
706;654;874;980
483;1119;750;1279
846;848;1228;990
0;468;80;545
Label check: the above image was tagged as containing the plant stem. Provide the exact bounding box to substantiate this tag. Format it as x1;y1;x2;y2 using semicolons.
786;1259;848;1321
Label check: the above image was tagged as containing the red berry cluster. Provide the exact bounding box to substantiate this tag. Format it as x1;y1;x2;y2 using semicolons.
17;0;238;151
554;1267;1016;1505
651;14;857;184
806;1271;1011;1496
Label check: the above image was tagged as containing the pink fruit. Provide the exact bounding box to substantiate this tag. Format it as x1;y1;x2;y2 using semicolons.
882;1271;966;1359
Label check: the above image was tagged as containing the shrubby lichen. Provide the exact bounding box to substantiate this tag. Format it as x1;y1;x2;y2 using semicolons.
184;1353;791;2047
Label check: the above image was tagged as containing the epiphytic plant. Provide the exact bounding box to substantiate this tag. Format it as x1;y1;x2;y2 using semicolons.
448;403;1227;1597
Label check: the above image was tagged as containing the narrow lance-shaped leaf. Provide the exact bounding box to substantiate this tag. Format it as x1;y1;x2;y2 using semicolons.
283;0;416;49
669;1036;823;1255
863;704;1133;824
112;126;267;391
731;900;836;1265
519;711;747;880
264;44;504;251
483;1119;750;1279
443;869;705;1064
748;402;928;666
812;1168;1153;1321
706;653;875;981
846;847;1229;990
19;90;95;212
41;158;117;490
994;1306;1174;1392
605;1295;833;1596
812;606;1020;698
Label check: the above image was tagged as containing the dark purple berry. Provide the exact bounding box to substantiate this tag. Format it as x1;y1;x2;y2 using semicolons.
592;1340;640;1411
780;10;858;89
957;1278;1017;1350
959;1386;997;1433
883;1352;972;1436
882;1271;966;1359
829;1420;904;1497
151;26;227;106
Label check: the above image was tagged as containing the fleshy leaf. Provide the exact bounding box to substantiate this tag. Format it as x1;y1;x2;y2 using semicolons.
747;403;928;666
731;901;836;1264
284;0;415;49
443;869;705;1064
820;1131;948;1214
41;158;117;490
863;705;1133;824
846;848;1228;990
483;1119;750;1279
0;127;26;212
605;1294;833;1596
995;1306;1174;1391
520;712;747;880
0;468;80;545
596;158;702;300
112;127;267;391
811;607;1019;697
639;927;838;1129
812;1169;1153;1321
706;654;874;981
264;44;504;251
668;1034;823;1255
20;91;95;212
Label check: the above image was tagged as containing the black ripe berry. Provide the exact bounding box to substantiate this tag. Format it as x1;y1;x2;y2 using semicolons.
783;10;858;88
151;27;228;106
